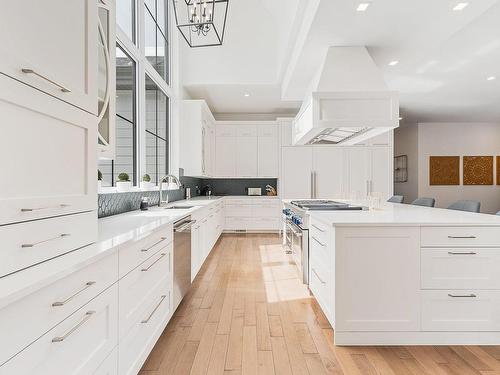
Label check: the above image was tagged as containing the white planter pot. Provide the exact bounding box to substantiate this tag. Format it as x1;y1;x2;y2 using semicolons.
116;181;132;192
140;181;154;191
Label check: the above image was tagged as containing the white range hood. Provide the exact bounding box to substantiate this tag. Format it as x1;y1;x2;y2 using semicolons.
292;47;399;145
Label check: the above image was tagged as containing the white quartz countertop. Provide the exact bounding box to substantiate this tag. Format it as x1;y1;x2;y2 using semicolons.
0;196;225;309
309;202;500;226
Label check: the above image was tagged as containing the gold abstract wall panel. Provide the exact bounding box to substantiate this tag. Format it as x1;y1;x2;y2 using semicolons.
429;156;460;185
463;156;493;185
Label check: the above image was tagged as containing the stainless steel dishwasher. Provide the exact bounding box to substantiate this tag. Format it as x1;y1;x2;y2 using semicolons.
173;216;195;310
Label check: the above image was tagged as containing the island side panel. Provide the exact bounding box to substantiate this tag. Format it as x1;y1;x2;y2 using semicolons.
335;226;420;334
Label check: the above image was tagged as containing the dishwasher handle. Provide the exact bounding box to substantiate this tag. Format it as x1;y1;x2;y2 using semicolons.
174;219;196;232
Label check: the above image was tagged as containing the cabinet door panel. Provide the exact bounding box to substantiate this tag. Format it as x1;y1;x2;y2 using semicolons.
216;137;237;176
347;148;370;197
370;148;391;199
0;77;97;225
258;136;279;177
281;147;313;199
313;147;344;199
236;137;258;177
0;0;97;114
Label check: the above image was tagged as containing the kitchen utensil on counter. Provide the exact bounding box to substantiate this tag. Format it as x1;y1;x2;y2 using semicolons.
140;197;149;211
266;185;277;196
185;187;191;200
247;187;262;196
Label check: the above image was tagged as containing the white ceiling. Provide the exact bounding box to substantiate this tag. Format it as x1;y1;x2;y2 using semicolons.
181;0;500;122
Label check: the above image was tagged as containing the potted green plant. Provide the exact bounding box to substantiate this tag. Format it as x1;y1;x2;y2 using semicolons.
97;169;103;192
140;173;153;191
116;172;132;192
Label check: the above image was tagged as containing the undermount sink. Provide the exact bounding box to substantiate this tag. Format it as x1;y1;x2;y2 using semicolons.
164;206;194;210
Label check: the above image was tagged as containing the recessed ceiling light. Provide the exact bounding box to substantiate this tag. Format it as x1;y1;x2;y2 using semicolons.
487;76;496;81
244;93;250;97
357;3;370;11
388;60;399;66
453;2;469;11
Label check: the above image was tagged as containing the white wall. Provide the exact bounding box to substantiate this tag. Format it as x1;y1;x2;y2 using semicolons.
394;125;419;203
417;122;500;214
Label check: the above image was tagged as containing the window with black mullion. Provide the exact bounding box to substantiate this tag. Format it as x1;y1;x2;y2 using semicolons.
145;0;169;83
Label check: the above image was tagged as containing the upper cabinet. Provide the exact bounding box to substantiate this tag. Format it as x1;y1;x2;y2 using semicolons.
180;100;216;177
97;0;117;159
0;0;98;115
216;123;280;178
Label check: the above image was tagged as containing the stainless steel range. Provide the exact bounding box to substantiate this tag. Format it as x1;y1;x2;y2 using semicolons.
282;200;365;285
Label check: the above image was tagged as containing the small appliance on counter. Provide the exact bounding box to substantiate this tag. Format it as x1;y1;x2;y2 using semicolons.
247;187;262;196
140;197;149;211
201;184;212;197
185;187;191;200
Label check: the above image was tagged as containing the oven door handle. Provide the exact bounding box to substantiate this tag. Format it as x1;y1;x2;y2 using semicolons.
287;220;304;237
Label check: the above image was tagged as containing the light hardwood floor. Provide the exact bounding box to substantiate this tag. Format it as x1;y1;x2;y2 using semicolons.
140;234;500;375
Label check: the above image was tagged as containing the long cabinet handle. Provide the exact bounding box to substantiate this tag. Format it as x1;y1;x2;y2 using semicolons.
22;233;70;248
21;204;70;212
52;281;96;307
448;235;476;239
448;293;477;298
141;253;167;272
142;295;167;323
141;237;167;252
448;251;477;255
51;311;95;343
22;68;71;92
312;236;326;247
312;224;325;232
312;268;326;284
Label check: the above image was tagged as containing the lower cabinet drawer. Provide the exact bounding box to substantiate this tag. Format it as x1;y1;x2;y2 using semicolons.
0;211;96;278
252;217;280;230
0;251;118;365
252;204;280;218
0;284;118;375
421;226;500;247
119;245;172;338
93;347;118;375
309;232;331;267
421;248;500;289
119;285;172;375
422;290;500;331
119;224;172;278
309;259;333;322
225;204;252;217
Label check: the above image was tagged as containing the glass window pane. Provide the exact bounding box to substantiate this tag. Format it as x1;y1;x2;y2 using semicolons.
157;0;167;35
99;160;113;187
157;88;168;140
145;132;157;184
117;0;135;43
145;8;157;69
156;29;168;82
145;76;157;138
157;138;167;177
145;0;155;16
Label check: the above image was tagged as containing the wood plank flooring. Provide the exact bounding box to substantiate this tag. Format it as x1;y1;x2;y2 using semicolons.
139;234;500;375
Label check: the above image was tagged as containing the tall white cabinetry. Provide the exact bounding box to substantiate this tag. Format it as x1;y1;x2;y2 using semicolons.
180;100;216;177
347;147;392;198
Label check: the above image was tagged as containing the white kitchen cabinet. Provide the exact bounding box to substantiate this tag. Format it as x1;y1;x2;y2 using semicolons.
224;197;281;231
281;146;313;199
236;136;258;177
216;136;237;176
93;348;118;375
312;147;345;199
0;75;97;226
0;285;118;375
97;0;117;159
346;147;392;199
258;132;279;177
336;227;420;332
180;100;216;177
0;0;98;115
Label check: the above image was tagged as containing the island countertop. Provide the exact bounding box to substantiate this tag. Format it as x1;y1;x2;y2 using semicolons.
308;202;500;226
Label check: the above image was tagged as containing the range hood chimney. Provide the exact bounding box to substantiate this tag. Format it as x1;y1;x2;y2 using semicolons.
292;47;399;145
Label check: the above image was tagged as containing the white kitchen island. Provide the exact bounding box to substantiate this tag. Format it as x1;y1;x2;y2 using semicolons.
307;202;500;346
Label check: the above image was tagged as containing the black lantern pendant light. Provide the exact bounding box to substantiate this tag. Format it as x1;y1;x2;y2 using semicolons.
172;0;229;48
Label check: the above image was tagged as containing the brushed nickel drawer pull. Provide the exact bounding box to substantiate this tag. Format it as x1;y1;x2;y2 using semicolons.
312;224;325;232
21;204;70;212
22;68;71;92
312;236;326;247
141;253;167;272
141;237;167;252
51;311;95;343
22;233;70;248
448;293;477;298
312;268;326;284
448;235;476;239
141;295;167;323
52;281;96;307
448;251;477;255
